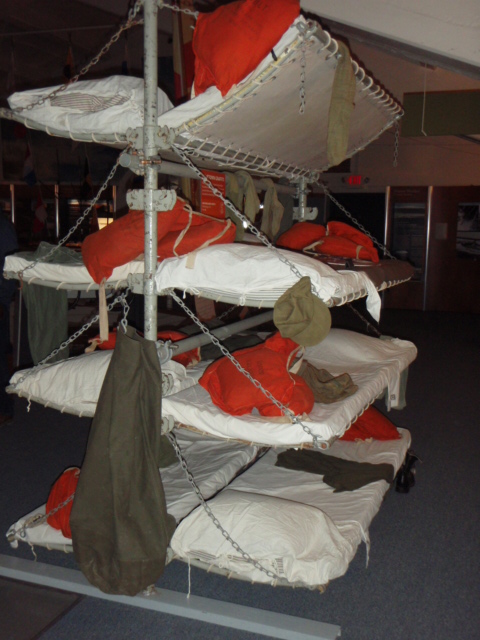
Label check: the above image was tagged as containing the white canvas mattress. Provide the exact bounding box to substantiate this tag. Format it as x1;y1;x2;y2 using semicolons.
8;329;417;447
4;243;392;314
6;428;260;552
2;17;401;181
163;329;416;446
4;253;145;290
154;244;385;313
170;428;411;587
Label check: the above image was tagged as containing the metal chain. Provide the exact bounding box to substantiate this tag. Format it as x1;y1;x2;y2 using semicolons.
167;288;327;449
166;431;280;581
319;183;395;260
171;144;308;284
347;304;382;337
18;486;78;539
120;289;132;333
211;304;241;324
10;289;130;391
16;151;126;280
393;120;400;168
299;42;307;115
159;1;199;19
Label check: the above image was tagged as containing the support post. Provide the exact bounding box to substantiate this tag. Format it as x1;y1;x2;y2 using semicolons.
54;184;60;240
143;0;159;340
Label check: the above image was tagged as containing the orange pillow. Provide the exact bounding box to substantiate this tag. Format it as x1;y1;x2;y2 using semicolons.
276;222;326;251
46;467;80;539
94;328;119;350
157;330;201;368
157;219;236;260
312;235;379;263
82;200;191;284
327;221;375;249
340;406;401;441
199;332;314;417
193;0;300;96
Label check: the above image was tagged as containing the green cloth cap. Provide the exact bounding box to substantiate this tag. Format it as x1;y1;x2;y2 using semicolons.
273;276;331;347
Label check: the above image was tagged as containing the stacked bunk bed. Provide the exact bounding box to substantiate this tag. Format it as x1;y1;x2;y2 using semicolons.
2;0;417;600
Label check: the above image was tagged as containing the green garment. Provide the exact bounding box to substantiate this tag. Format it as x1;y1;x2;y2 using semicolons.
70;326;176;596
298;362;358;404
327;41;356;167
261;178;284;241
225;170;261;241
275;449;395;492
22;283;69;365
273;276;331;347
17;242;82;364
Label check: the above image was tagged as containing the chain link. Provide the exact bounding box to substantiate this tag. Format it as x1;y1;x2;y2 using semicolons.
393;120;400;168
166;289;326;449
120;289;132;332
13;2;144;113
347;304;382;337
319;183;395;260
160;1;199;19
16;151;126;281
299;42;307;115
171;144;308;284
10;289;130;392
167;431;280;581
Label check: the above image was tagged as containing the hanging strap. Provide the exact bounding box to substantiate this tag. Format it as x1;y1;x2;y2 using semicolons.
98;280;109;343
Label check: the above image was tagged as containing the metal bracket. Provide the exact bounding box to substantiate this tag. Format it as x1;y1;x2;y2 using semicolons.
125;125;176;152
161;414;175;435
119;150;144;175
293;206;318;221
126;188;177;211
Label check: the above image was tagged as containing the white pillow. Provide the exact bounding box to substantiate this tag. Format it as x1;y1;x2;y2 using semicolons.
170;489;354;587
8;348;202;417
8;76;173;136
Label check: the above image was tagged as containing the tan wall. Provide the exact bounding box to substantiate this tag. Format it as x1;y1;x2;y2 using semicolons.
320;42;480;193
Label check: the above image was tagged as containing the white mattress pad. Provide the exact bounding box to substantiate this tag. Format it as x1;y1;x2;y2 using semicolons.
8;329;417;446
154;243;382;313
4;253;145;289
170;428;411;587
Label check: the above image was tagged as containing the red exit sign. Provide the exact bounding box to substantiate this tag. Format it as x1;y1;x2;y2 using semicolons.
346;175;363;186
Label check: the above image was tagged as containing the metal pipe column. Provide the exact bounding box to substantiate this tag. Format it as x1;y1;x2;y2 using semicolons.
143;0;159;340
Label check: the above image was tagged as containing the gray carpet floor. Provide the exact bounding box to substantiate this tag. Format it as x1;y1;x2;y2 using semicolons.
1;309;479;640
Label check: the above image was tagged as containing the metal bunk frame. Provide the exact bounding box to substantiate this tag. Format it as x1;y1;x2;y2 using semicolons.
0;1;343;636
0;2;409;636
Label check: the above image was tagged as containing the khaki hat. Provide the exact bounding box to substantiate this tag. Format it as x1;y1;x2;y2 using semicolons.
273;276;331;347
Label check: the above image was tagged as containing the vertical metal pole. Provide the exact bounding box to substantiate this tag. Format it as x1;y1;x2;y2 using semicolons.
16;289;22;368
384;186;391;257
423;186;433;312
143;0;159;340
54;184;60;239
10;184;15;225
297;177;307;220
